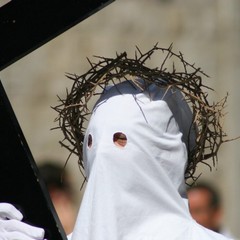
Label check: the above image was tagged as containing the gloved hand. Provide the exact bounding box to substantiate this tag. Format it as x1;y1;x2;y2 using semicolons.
0;203;45;240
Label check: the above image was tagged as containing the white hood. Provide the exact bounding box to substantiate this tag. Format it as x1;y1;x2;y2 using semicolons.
71;81;232;240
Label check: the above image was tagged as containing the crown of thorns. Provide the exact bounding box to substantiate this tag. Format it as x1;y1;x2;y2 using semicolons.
53;44;228;182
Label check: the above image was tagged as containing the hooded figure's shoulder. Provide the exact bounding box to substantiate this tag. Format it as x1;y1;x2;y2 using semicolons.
189;221;234;240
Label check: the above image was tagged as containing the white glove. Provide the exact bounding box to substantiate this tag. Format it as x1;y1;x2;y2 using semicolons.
0;203;45;240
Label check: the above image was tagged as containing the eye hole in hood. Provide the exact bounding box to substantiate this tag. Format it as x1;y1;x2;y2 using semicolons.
113;132;127;148
87;134;93;148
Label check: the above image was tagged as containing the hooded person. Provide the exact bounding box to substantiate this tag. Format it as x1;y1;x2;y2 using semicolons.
68;80;231;240
54;46;231;240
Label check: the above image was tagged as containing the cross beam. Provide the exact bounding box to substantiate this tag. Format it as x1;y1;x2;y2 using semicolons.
0;0;115;70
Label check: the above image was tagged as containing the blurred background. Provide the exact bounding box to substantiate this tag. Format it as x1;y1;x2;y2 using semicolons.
0;0;239;237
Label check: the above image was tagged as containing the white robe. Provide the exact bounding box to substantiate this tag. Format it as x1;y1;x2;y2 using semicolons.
71;81;233;240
